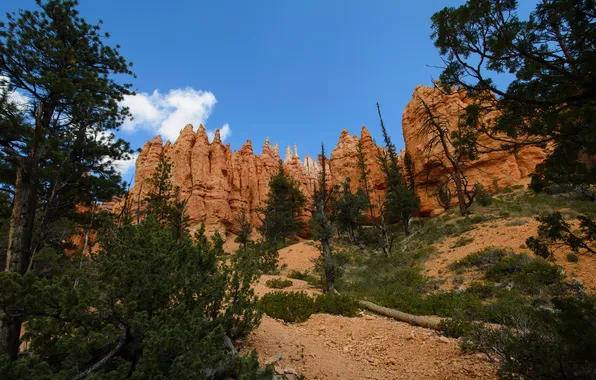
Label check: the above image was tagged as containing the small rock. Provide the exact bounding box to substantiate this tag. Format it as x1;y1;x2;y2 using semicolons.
274;366;284;375
284;367;298;375
406;332;415;341
438;336;450;344
364;315;375;321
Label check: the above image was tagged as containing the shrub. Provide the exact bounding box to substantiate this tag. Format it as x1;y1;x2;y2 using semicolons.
474;183;493;207
486;254;563;294
567;253;579;262
462;296;596;379
258;292;360;322
287;269;310;280
265;278;293;289
314;293;360;317
450;247;509;270
259;291;315;323
440;318;480;338
504;219;528;226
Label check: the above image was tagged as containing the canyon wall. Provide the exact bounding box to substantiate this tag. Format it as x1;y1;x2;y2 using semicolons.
402;85;548;215
128;124;385;237
125;84;549;237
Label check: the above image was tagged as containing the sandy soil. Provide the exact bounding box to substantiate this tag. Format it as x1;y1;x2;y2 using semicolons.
424;217;596;292
244;240;497;379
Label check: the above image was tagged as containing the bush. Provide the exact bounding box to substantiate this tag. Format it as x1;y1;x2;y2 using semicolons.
439;318;481;338
259;291;315;323
486;254;563;294
287;269;310;280
259;292;360;322
474;183;493;207
567;253;579;262
265;278;293;289
450;247;509;270
314;293;360;317
462;296;596;379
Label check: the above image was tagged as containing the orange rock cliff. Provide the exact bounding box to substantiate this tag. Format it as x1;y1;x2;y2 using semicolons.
128;124;386;237
126;84;548;236
402;85;548;215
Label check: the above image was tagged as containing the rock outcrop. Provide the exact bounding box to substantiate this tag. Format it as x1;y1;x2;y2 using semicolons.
125;84;548;237
129;125;385;237
402;85;548;215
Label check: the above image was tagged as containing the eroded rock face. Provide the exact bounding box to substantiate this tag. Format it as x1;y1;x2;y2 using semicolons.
402;85;548;215
129;125;387;237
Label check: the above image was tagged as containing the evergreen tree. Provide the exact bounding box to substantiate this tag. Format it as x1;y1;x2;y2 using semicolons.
310;144;336;293
0;0;134;360
332;178;368;244
257;161;306;246
376;103;419;235
0;157;271;379
234;209;253;250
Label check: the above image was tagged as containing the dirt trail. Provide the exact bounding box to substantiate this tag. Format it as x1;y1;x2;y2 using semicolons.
244;240;497;379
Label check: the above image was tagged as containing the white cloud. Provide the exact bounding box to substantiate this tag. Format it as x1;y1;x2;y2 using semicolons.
0;76;29;110
207;123;232;143
111;153;139;181
121;88;218;142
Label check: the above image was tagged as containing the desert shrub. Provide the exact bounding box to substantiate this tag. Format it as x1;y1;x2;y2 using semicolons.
440;318;481;338
314;293;360;317
567;253;579;262
259;292;360;322
462;296;596;379
486;254;563;294
451;236;474;248
265;278;293;289
259;291;315;323
474;183;493;207
287;269;309;280
450;247;509;270
504;219;528;227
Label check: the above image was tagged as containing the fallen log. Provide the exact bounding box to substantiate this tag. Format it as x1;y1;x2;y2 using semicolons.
358;300;444;330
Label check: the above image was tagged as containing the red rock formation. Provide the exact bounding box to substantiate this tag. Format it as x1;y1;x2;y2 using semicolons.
402;85;548;216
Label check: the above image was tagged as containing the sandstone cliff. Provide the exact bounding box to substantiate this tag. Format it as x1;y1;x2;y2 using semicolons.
402;85;548;216
129;125;385;237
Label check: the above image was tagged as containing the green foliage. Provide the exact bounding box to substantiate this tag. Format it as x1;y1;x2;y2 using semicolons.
332;179;368;243
265;278;293;289
527;212;596;257
439;318;481;339
432;0;596;188
238;242;279;275
450;247;509;271
287;269;310;281
313;293;360;317
259;291;360;323
462;296;596;380
259;291;315;323
0;155;268;378
376;103;419;235
474;183;492;207
257;162;306;246
234;209;253;249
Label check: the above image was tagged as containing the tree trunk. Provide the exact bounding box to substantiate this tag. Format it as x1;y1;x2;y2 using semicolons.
453;173;468;216
347;224;355;244
1;166;38;360
321;237;335;294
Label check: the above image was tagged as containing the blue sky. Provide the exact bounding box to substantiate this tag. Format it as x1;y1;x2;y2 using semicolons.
3;0;537;179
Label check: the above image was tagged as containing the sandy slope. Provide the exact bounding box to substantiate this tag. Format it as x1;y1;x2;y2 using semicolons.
425;217;596;292
243;240;497;379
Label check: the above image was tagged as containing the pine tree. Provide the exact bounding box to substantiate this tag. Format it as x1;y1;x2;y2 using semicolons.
376;103;419;235
0;158;271;379
0;0;134;360
310;144;336;293
257;161;306;246
234;209;253;250
332;178;368;244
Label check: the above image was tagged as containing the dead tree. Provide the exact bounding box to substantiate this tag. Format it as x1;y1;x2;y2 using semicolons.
417;95;476;216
